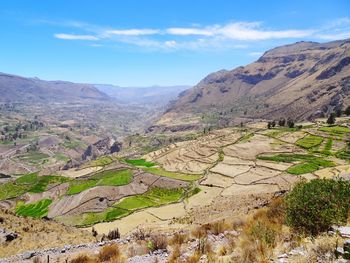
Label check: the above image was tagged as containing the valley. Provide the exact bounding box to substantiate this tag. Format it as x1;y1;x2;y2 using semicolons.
1;37;350;262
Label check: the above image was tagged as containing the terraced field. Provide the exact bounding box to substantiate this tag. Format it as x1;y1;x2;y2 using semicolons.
1;122;350;236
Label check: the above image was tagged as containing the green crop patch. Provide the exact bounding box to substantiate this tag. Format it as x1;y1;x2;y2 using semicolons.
296;135;323;149
0;182;31;200
319;126;350;138
29;175;70;193
67;169;132;195
88;156;114;167
62;187;187;227
16;199;52;218
16;172;39;185
258;153;335;175
144;167;202;181
125;159;155;167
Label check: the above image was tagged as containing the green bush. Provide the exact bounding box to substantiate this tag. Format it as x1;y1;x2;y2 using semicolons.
285;179;350;235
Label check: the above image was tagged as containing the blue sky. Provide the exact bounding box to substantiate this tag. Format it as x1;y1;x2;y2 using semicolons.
1;0;350;86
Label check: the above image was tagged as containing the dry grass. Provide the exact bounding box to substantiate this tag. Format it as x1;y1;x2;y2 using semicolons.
202;219;231;235
168;244;181;263
0;209;95;258
148;234;168;251
289;234;338;263
185;251;200;263
70;254;96;263
98;244;124;262
169;232;188;246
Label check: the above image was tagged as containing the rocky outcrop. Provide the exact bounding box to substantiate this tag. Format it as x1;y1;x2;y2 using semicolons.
82;137;122;161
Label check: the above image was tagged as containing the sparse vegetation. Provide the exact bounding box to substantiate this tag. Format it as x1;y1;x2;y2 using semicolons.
144;167;202;181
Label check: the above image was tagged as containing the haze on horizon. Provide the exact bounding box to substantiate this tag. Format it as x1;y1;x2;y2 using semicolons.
1;0;350;86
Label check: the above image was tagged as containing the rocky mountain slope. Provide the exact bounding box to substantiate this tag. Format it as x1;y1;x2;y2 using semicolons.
155;39;350;131
0;72;109;102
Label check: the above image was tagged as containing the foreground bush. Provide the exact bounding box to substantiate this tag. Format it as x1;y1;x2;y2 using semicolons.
285;178;350;235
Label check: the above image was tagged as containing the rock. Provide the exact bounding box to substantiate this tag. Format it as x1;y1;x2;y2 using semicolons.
22;251;34;260
277;253;288;258
333;226;350;238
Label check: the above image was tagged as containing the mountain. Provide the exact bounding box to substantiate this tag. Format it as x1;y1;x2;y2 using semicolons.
154;39;350;132
0;72;109;102
94;84;190;106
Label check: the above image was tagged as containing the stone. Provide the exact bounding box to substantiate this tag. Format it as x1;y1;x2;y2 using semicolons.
334;226;350;238
22;251;34;259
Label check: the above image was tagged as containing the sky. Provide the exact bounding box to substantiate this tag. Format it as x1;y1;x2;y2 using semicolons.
1;0;350;86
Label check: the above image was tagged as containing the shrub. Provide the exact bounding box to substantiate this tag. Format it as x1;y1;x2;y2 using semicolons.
285;178;350;235
107;228;120;240
327;113;336;125
148;234;168;251
98;244;121;262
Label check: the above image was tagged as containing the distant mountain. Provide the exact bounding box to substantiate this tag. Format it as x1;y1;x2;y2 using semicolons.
154;39;350;131
0;72;109;103
94;84;190;106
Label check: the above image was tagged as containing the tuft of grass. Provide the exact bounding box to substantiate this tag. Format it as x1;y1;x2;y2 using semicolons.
16;199;52;218
296;135;323;149
144;167;202;181
125;158;155;167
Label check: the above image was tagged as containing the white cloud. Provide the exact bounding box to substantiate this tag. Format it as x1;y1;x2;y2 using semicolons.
166;27;213;36
51;18;350;51
104;29;159;36
54;33;98;40
248;51;263;57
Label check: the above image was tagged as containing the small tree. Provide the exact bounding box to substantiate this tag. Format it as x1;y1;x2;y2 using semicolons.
327;113;336;125
345;106;350;116
271;120;276;128
287;118;294;128
278;118;286;127
267;122;272;129
336;108;342;117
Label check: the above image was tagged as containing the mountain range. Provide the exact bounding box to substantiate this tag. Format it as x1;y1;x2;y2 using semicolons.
154;38;350;131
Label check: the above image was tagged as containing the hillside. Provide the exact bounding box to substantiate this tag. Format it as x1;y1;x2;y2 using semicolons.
154;39;350;132
0;73;109;102
1;118;350;262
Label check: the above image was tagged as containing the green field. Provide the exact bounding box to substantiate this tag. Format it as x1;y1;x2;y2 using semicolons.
0;182;31;200
15;173;70;193
66;169;132;195
296;135;324;149
144;167;202;181
322;138;333;155
88;156;114;167
16;151;49;165
319;125;350;138
61;187;185;227
16;199;52;218
125;158;155;167
258;153;335;175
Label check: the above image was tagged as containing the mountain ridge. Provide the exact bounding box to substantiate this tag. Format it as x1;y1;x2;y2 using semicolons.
153;38;350;132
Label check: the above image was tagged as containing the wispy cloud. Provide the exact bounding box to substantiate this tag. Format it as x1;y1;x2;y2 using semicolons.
50;18;350;51
54;33;99;40
104;29;159;36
